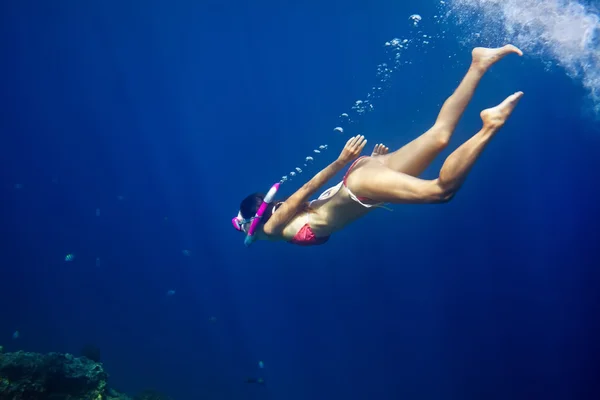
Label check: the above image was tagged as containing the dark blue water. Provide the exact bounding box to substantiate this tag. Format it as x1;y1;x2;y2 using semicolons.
2;1;599;399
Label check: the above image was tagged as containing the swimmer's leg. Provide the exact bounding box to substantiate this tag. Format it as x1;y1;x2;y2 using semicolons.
348;92;523;203
380;45;523;177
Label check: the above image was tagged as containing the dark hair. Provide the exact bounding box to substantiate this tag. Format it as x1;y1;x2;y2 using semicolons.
240;193;274;223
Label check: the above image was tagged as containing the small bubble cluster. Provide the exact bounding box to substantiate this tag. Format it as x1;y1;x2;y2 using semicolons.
409;14;422;27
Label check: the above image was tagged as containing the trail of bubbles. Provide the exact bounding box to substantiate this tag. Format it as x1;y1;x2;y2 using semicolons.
279;16;435;184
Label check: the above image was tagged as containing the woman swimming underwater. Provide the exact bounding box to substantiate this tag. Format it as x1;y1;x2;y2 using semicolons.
233;45;524;247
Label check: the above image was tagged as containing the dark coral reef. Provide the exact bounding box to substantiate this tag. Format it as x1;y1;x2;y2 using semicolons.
0;348;132;400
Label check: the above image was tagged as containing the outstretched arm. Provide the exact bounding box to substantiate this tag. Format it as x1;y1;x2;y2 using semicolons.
263;135;367;236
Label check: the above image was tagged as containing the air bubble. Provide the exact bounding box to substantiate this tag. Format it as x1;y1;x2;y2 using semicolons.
409;14;422;27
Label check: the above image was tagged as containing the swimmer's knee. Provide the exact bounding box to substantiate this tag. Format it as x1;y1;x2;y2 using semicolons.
428;124;451;149
438;190;456;203
434;180;457;203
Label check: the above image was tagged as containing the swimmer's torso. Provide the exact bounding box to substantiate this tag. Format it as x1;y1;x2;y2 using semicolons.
279;183;372;240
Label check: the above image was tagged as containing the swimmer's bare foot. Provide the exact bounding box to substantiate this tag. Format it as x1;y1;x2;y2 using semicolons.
480;91;524;131
371;143;389;157
471;45;523;72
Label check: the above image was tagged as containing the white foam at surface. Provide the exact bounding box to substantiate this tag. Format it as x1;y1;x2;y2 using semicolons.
444;0;600;113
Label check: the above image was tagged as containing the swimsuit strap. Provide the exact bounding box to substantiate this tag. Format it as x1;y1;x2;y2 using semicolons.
343;156;368;186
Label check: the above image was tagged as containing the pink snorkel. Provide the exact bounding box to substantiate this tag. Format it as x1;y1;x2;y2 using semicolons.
232;182;280;247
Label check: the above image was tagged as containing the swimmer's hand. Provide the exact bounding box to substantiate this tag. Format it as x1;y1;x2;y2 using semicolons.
371;143;389;157
337;135;367;164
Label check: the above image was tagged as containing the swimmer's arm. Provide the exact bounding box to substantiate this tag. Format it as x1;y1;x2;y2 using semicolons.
263;135;367;235
263;159;346;235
